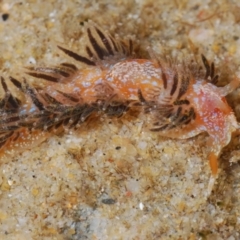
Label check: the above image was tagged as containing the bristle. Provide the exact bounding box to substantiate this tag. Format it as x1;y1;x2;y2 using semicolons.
120;40;126;54
137;89;147;104
129;39;133;55
27;66;71;78
57;45;95;66
1;76;8;92
202;54;210;79
44;93;63;105
24;81;45;111
1;77;21;109
0;132;14;143
210;62;215;79
87;28;106;60
173;99;190;105
60;62;78;71
109;36;119;52
56;90;79;102
0;115;20;124
212;75;219;84
9;76;22;89
171;106;182;121
150;124;169;132
105;103;129;118
17;122;36;128
0;125;19;131
54;120;64;129
27;72;60;82
80;105;97;121
7;94;21;109
177;76;190;99
161;70;167;89
12;131;20;141
95;27;114;55
170;73;178;96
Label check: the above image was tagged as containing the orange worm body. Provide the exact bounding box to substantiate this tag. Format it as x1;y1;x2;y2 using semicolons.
0;21;239;192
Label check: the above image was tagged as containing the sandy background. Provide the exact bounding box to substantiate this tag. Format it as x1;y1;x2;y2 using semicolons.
0;0;240;239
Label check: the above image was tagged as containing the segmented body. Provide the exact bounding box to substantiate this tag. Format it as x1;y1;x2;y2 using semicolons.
0;21;239;183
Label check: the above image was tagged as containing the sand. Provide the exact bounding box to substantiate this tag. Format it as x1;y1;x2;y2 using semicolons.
0;0;240;239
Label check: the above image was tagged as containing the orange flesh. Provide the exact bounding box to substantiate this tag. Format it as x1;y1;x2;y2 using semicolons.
0;129;51;157
190;82;239;176
209;152;218;176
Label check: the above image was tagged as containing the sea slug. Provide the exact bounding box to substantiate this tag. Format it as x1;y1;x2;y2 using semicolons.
0;21;239;193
